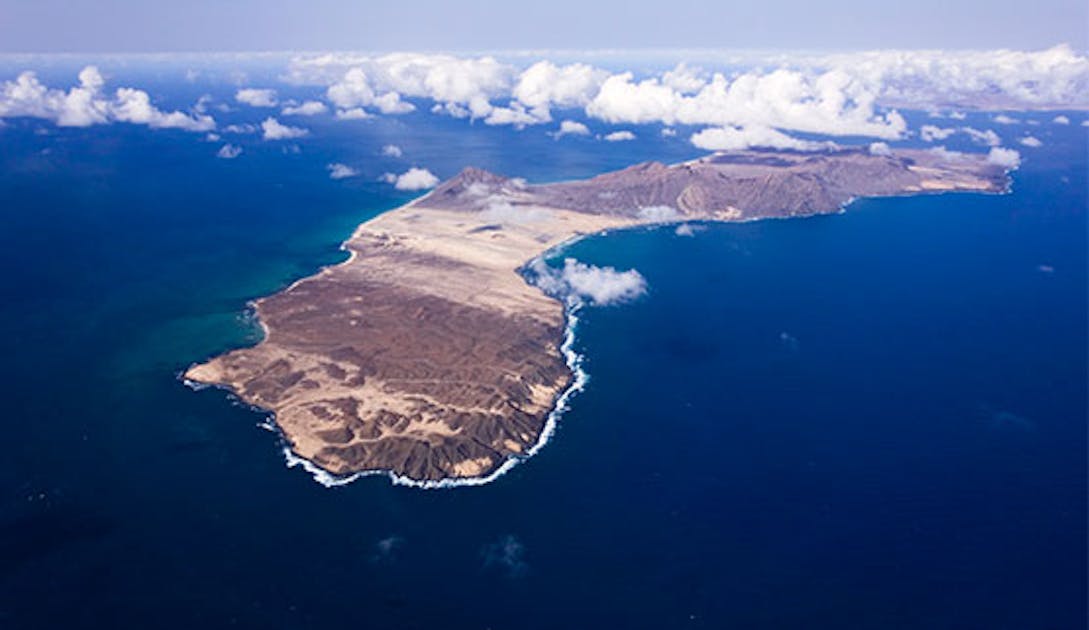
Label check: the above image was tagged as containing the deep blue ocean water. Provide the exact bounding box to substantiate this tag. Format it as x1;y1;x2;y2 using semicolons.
0;70;1085;628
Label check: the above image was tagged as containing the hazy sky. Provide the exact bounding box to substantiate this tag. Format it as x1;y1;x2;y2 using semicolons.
1;0;1086;53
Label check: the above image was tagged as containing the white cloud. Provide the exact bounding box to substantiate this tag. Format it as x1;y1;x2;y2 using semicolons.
483;102;549;127
380;54;509;109
1052;115;1070;124
478;198;552;224
690;125;830;151
335;107;372;120
561;259;647;305
300;53;915;137
113;88;217;130
868;141;892;156
532;258;647;306
674;223;703;237
660;127;677;137
637;205;679;222
583;73;678;125
281;100;327;116
1019;135;1043;147
283;47;1089;139
960;127;1002;146
261;117;308;140
511;60;609;122
235;88;278;107
0;66;214;132
603;130;636;142
327;68;376;108
381;144;403;157
920;124;955;142
321;54;509;119
375;92;415;114
993;114;1019;124
223;123;257;134
987;147;1021;169
381;167;439;190
553;119;590;138
930;146;966;162
661;63;706;94
586;68;906;139
193;94;215;114
216;143;242;159
804;45;1089;110
327;162;359;179
325;68;415;115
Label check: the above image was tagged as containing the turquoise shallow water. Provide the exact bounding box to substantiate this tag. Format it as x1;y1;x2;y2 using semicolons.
0;86;1085;628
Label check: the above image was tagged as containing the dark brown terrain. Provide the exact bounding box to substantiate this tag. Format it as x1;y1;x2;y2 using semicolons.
186;148;1008;484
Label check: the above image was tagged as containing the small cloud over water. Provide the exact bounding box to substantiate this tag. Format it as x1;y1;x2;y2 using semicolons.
530;258;647;306
216;144;242;159
482;535;528;578
380;167;439;190
675;223;703;237
370;535;405;564
327;162;359;179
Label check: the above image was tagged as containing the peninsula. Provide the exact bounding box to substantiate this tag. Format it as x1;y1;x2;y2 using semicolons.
185;148;1008;484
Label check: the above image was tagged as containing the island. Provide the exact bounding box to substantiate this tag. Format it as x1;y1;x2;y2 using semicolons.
185;148;1008;486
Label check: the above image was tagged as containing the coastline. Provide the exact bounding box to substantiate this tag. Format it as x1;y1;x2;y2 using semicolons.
183;226;594;490
183;148;1010;487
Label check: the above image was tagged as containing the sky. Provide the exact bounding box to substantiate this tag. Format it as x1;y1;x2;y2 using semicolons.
1;0;1086;54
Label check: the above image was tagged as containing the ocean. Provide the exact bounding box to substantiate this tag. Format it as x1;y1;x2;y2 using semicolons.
0;68;1085;628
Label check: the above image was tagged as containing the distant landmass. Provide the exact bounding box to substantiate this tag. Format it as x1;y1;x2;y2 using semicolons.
185;148;1008;486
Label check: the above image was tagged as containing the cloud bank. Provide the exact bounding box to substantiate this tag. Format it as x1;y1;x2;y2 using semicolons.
791;45;1088;110
691;125;832;151
282;46;1086;152
0;66;214;131
6;47;1085;151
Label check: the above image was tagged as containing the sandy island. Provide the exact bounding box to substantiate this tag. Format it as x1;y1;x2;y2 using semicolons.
185;148;1008;484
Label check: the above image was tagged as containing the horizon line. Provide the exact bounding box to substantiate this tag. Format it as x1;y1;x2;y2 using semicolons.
0;43;1082;60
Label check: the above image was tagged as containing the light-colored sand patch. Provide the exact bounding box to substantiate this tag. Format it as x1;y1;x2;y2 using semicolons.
451;457;494;477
